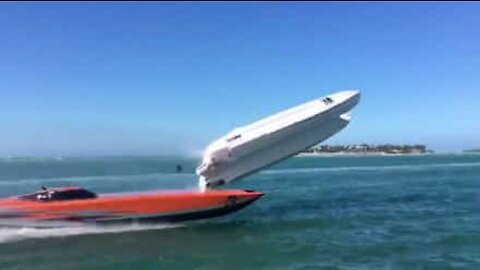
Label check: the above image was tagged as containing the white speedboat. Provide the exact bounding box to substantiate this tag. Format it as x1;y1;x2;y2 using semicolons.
197;90;360;188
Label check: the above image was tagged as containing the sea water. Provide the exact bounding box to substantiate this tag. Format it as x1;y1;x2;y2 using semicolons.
0;154;479;269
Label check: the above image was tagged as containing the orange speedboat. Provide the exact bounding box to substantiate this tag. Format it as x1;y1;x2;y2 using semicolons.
0;186;263;227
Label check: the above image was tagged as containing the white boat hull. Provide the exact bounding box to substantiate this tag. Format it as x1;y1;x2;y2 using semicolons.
197;90;360;188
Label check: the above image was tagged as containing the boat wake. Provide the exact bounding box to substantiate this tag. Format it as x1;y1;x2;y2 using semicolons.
261;161;480;175
0;223;181;244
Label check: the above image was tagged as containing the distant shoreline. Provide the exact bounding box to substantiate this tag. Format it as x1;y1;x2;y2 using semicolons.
0;151;477;161
300;144;433;156
295;152;433;157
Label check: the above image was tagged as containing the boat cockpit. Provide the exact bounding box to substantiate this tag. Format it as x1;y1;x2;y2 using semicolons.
18;187;97;202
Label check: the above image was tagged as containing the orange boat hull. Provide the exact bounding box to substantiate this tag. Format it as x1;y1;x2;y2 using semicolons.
0;189;263;227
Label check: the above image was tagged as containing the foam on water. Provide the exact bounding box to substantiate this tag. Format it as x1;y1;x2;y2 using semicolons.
0;223;181;244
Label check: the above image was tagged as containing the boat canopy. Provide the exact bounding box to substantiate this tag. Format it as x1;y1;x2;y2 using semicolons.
18;187;97;202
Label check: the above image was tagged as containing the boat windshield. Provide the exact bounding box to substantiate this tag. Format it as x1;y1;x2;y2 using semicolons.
18;187;97;202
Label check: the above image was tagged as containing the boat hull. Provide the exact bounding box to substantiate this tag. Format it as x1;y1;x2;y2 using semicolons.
197;90;360;188
0;189;263;228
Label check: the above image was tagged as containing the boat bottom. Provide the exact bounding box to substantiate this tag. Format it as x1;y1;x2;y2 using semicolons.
94;195;261;225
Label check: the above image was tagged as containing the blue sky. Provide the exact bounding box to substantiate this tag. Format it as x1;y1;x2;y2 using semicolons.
0;2;479;156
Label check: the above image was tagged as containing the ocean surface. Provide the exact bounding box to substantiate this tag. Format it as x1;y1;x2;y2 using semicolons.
0;154;479;269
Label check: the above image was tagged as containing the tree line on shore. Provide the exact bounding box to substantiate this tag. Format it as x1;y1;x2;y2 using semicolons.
304;144;432;154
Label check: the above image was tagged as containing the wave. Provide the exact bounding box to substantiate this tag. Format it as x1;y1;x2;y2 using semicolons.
261;161;480;175
0;223;181;244
1;161;479;186
0;172;196;187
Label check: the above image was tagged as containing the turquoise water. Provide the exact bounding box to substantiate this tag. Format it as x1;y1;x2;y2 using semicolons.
0;154;479;269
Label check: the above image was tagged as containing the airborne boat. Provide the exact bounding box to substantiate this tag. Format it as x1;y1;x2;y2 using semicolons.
0;90;359;227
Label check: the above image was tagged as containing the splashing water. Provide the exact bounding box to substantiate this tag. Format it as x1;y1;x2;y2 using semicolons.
0;223;181;244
